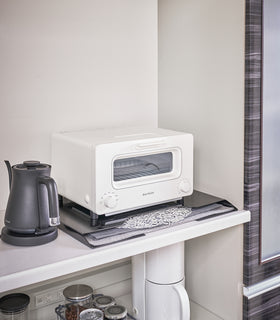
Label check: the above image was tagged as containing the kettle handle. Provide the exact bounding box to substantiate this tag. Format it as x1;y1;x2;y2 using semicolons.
37;176;60;228
4;160;12;191
173;282;190;320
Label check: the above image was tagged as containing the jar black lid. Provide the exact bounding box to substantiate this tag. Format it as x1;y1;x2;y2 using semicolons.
0;293;30;313
93;295;115;308
104;305;127;319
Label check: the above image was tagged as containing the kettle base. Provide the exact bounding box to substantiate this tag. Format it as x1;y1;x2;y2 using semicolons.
1;227;58;246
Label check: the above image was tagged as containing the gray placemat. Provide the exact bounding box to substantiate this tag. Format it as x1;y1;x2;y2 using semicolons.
84;203;234;246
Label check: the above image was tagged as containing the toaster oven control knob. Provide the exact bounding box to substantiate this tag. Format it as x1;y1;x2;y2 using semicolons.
179;179;191;193
104;194;118;208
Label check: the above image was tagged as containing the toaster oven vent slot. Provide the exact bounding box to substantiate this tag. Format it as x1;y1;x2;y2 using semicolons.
113;152;173;182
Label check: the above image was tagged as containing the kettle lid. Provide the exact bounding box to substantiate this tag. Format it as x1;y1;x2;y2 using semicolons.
14;161;50;170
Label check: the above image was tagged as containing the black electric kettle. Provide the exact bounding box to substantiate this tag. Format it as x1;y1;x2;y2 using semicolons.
1;160;60;246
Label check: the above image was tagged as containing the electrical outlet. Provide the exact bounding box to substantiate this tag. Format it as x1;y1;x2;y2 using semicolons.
35;286;65;309
35;291;58;308
57;288;64;301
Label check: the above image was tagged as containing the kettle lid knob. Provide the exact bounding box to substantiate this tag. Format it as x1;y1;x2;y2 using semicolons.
23;161;41;168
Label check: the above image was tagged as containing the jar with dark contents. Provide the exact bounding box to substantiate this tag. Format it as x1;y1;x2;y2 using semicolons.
63;284;93;320
104;305;127;320
93;296;115;311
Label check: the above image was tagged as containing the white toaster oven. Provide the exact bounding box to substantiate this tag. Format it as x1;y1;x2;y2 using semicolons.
51;127;193;216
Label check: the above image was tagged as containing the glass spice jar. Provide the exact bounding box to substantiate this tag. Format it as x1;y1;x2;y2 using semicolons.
93;296;115;311
104;305;127;320
79;308;104;320
0;293;30;320
63;284;93;320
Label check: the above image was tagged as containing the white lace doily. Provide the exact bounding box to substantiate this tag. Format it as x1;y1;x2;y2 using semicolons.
120;206;192;229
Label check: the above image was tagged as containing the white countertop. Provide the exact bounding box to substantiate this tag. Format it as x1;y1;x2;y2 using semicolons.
0;210;250;293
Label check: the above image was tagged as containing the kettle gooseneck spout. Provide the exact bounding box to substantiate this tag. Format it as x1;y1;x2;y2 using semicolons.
4;160;12;191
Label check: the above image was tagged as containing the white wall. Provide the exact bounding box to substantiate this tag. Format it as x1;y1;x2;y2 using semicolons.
158;0;245;319
0;0;158;210
158;0;244;209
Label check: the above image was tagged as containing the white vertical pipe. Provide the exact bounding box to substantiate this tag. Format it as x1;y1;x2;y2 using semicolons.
146;241;185;284
132;242;190;320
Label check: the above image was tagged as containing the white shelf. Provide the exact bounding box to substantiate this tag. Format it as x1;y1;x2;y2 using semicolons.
0;210;250;293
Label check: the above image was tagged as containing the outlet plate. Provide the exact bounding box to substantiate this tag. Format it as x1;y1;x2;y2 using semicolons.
35;288;64;308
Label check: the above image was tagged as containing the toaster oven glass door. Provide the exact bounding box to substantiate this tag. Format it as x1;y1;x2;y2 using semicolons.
113;150;181;188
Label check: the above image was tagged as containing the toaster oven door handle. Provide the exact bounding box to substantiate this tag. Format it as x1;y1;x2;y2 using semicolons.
135;140;166;150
